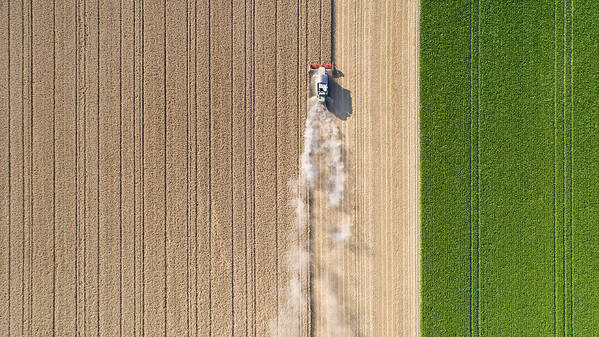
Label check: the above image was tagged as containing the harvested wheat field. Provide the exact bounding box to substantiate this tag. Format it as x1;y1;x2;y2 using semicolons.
0;0;419;336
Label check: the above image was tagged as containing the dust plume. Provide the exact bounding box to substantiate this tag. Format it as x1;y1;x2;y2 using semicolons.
272;94;354;336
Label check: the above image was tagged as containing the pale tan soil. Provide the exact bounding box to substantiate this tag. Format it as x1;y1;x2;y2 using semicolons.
324;1;420;336
0;0;418;336
333;1;420;336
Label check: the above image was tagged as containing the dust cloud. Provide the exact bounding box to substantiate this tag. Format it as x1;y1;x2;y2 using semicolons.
272;91;354;336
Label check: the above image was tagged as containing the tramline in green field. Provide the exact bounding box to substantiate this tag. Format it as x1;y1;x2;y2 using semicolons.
420;1;599;336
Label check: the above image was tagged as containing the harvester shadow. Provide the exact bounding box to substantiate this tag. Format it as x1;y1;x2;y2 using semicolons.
328;80;353;121
329;1;353;121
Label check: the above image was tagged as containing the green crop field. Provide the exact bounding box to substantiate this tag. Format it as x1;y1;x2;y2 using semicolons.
420;1;599;336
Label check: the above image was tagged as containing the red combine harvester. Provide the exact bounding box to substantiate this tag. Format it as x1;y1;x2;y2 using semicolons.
309;63;335;105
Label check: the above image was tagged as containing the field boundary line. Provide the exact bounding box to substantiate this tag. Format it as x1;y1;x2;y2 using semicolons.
8;0;13;331
251;0;256;334
207;0;212;332
562;0;568;337
7;0;13;332
163;0;168;333
23;1;28;335
52;0;57;333
552;0;557;335
468;1;481;335
468;1;473;335
29;0;35;333
185;1;191;334
476;2;481;335
120;0;125;333
96;2;101;334
245;0;251;334
274;0;280;332
229;0;235;334
569;0;574;334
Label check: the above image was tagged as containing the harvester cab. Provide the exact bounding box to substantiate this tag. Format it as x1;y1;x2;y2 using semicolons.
310;63;334;105
316;75;329;104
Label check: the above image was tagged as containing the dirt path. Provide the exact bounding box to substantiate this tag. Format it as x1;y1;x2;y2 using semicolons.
0;0;418;336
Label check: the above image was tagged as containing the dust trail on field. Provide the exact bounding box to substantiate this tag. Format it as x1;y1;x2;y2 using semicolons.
272;96;354;336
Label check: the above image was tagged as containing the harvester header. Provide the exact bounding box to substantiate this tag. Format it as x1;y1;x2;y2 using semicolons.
310;63;335;69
